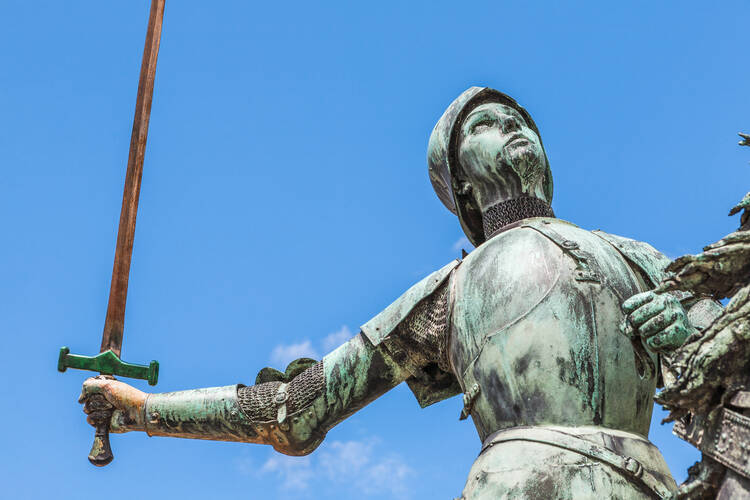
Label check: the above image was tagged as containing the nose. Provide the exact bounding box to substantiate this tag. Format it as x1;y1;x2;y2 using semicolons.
499;114;521;134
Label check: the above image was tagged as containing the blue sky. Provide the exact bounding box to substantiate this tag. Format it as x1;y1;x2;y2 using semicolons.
2;1;749;498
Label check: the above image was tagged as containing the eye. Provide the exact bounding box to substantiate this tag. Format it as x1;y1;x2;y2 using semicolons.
470;119;495;133
510;111;525;124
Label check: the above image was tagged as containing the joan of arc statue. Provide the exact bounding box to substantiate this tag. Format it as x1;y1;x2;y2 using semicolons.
80;87;723;499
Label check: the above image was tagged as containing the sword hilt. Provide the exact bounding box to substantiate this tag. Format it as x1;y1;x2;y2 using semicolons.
86;393;114;466
57;347;159;385
58;347;158;466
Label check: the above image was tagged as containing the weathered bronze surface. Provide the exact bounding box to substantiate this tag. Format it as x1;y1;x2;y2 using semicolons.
76;86;729;498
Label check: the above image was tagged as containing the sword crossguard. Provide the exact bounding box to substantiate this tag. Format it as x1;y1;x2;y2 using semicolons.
57;347;159;386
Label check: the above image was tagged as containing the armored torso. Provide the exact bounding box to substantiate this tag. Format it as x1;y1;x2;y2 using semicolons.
450;217;658;440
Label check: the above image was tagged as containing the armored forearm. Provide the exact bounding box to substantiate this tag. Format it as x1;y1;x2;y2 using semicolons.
143;333;409;455
144;385;261;443
143;369;329;455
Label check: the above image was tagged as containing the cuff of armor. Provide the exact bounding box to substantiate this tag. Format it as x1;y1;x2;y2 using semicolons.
144;385;259;442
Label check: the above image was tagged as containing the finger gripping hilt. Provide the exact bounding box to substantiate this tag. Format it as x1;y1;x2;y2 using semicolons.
87;394;114;466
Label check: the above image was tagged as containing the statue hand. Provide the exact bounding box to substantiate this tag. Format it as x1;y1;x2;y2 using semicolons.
622;291;696;353
79;376;148;433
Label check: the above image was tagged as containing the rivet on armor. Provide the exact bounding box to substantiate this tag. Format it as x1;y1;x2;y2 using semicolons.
460;383;481;421
561;240;578;249
274;391;288;405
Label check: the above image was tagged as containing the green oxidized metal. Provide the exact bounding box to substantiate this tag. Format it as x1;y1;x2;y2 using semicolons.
78;87;727;499
59;347;159;386
451;218;670;497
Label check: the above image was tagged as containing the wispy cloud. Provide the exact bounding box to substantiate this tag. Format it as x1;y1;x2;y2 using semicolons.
319;438;413;497
240;437;414;498
270;340;319;367
269;325;355;367
259;454;315;490
321;325;353;352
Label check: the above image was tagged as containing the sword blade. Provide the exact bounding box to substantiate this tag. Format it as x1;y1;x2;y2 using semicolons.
101;0;165;356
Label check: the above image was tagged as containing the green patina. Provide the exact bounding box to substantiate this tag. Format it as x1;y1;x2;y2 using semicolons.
58;347;159;386
76;87;728;499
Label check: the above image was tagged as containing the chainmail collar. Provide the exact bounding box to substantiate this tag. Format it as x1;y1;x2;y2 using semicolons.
482;196;555;240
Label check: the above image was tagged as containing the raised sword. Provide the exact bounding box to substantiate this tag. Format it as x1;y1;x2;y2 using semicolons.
57;0;166;466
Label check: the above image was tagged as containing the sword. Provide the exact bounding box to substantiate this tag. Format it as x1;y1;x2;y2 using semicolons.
57;0;166;467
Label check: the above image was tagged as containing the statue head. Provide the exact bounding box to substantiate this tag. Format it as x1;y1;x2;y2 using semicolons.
428;87;553;246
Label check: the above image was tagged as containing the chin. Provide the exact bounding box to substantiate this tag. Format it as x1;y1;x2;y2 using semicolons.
508;147;544;184
508;144;540;166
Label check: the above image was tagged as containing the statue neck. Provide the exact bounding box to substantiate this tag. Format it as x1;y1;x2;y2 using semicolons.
481;196;555;240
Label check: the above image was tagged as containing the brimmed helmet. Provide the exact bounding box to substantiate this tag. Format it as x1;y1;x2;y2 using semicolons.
427;87;553;246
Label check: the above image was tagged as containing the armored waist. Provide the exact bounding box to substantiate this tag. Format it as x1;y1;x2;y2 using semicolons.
480;426;675;499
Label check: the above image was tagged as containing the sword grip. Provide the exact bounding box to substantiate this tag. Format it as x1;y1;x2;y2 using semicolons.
86;393;115;466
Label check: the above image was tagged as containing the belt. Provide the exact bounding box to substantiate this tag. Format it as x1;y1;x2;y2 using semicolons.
481;427;673;500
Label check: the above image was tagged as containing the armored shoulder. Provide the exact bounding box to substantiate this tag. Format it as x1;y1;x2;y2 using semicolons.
361;260;460;346
593;229;722;328
361;259;462;407
592;230;671;287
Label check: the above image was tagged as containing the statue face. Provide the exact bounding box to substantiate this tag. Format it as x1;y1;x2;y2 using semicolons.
457;103;547;205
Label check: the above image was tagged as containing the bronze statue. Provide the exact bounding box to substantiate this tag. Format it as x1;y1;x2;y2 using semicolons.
79;87;724;499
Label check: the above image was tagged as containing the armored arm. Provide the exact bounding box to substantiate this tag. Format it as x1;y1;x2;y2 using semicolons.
144;332;410;455
141;260;461;455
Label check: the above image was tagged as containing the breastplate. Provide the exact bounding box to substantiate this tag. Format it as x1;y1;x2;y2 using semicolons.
449;218;658;442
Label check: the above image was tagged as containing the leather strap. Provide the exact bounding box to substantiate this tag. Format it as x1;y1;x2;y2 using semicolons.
481;427;673;499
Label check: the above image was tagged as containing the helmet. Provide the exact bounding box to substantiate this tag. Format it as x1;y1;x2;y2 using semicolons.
427;87;553;246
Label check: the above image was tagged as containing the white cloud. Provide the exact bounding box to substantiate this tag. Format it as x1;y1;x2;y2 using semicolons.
318;439;373;477
321;325;353;352
245;437;414;498
452;236;472;253
270;340;320;367
270;325;355;367
360;457;413;496
259;454;314;491
319;439;414;498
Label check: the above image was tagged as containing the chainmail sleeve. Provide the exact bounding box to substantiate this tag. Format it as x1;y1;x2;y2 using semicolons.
382;278;463;407
235;362;328;456
237;362;325;421
237;381;282;422
386;279;452;372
